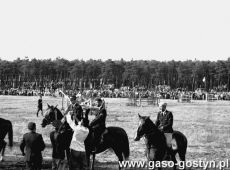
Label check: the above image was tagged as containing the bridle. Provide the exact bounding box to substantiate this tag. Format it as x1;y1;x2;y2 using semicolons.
43;106;59;124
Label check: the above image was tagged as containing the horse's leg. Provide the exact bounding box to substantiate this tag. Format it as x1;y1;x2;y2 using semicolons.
1;140;6;157
177;149;186;170
91;152;96;170
86;152;90;168
90;130;97;170
65;148;71;168
0;141;2;162
84;145;91;168
0;140;6;162
178;134;187;170
171;150;177;170
178;150;186;162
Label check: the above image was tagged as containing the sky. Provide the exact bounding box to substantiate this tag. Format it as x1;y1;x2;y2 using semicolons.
0;0;230;62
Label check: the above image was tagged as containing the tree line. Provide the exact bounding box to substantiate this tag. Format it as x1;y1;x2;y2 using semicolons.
0;57;230;91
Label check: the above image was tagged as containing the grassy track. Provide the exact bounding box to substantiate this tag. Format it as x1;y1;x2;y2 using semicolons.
0;96;230;169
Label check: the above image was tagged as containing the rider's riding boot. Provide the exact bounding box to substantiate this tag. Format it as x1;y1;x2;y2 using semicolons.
92;134;103;154
92;142;98;154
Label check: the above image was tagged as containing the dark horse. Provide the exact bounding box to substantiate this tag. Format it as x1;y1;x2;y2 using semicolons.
41;104;73;165
41;104;130;170
0;118;13;162
134;114;187;170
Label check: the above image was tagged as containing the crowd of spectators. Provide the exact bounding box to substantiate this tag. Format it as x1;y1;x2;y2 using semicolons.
1;85;230;101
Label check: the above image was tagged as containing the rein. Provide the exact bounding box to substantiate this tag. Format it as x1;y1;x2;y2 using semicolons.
144;130;156;138
43;116;50;124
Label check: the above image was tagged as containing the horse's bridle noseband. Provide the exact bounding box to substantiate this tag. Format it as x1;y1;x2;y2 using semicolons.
43;108;58;125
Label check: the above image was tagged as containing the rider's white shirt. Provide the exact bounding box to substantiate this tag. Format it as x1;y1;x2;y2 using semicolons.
66;113;89;152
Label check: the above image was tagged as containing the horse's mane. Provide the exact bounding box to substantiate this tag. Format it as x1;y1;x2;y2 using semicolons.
143;117;158;133
0;117;8;124
54;107;63;119
140;116;167;150
46;105;63;120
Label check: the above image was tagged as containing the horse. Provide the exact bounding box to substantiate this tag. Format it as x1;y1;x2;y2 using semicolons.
134;114;187;170
41;104;130;170
41;104;73;165
0;118;13;162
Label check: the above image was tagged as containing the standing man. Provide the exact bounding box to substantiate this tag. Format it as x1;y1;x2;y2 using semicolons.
50;123;67;170
89;97;107;153
20;122;46;170
37;94;43;117
155;102;173;158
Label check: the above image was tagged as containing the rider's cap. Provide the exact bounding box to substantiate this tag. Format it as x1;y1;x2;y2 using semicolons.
28;122;36;131
158;102;167;107
95;97;102;102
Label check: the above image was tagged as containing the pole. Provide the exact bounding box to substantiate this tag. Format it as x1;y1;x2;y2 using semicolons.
61;87;64;111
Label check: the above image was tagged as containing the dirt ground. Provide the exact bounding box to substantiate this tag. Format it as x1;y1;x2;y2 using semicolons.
0;96;230;169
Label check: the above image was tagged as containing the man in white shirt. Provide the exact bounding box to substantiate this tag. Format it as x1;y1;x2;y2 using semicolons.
66;111;89;170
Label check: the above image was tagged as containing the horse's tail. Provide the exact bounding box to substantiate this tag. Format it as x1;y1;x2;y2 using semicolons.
122;130;130;160
8;121;13;147
107;127;130;160
117;128;130;160
173;130;187;153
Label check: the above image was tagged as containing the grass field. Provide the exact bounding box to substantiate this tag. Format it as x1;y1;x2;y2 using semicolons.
0;96;230;169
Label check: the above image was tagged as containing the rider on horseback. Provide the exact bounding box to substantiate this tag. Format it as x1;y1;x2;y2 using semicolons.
88;97;107;153
155;102;174;158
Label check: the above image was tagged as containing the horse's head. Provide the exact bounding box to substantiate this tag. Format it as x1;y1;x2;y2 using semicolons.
134;113;157;141
41;104;63;128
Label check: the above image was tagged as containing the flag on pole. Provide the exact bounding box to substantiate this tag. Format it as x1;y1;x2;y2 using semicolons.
202;77;206;82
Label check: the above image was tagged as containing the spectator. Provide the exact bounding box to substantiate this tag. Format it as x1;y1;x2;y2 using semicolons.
20;122;45;170
50;121;68;170
37;94;43;117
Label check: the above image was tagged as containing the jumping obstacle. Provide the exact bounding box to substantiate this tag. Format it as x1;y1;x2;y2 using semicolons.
59;89;71;111
178;94;191;103
206;93;218;102
127;95;160;107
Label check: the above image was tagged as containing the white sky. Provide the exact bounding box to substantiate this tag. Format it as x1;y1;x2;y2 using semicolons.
0;0;230;62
